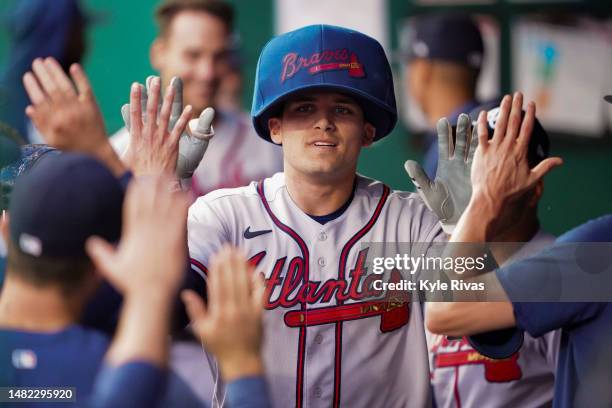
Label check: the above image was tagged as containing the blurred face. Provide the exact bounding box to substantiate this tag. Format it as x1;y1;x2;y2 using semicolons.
268;91;375;182
406;59;429;109
151;10;230;115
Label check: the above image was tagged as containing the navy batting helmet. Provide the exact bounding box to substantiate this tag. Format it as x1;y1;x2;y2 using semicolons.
251;24;397;142
468;101;549;168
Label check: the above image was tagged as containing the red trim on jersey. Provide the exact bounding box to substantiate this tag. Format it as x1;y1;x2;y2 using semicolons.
332;184;391;408
454;366;462;408
257;180;309;408
435;350;522;383
190;258;209;276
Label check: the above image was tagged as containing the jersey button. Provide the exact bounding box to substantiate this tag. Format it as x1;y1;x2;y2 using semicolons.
314;387;322;398
318;231;327;241
317;257;326;267
314;334;323;344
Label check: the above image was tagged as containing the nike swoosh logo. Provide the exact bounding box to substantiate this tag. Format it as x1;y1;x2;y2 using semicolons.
243;226;272;239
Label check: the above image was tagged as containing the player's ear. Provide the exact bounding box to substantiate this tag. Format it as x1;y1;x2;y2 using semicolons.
150;38;166;71
268;118;283;145
362;122;376;147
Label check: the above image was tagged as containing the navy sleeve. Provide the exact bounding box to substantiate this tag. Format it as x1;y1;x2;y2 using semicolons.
470;214;612;355
226;376;271;408
496;215;612;337
89;362;167;408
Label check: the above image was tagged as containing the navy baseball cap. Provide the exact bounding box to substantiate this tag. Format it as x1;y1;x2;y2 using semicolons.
8;153;124;258
252;24;397;142
468;100;549;168
403;13;484;70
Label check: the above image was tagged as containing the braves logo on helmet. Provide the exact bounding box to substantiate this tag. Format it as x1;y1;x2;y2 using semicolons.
281;49;365;83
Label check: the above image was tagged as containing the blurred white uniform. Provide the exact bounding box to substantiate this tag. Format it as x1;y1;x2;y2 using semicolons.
110;110;283;196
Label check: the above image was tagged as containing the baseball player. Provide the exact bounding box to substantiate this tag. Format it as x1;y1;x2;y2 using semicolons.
424;104;559;408
187;24;454;408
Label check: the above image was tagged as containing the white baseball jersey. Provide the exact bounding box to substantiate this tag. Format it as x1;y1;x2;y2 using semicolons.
427;231;560;408
110;110;283;195
188;172;446;408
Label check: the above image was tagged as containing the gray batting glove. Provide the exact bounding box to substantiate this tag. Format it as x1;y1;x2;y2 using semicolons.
178;107;215;179
404;113;478;234
120;77;214;180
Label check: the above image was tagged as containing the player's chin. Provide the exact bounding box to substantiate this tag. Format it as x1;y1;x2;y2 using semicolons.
301;158;343;176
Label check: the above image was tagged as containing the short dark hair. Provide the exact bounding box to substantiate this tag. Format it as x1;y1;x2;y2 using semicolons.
155;0;234;36
6;239;94;295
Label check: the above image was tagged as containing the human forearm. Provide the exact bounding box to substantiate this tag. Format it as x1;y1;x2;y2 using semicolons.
105;290;174;367
92;141;127;178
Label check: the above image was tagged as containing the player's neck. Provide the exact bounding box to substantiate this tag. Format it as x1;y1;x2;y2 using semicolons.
0;273;82;332
284;170;356;216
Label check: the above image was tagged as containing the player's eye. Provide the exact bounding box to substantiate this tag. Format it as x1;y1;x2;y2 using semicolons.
184;51;200;61
335;106;353;115
295;104;315;113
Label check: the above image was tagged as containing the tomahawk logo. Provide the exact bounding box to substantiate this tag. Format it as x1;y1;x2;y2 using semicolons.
280;49;366;83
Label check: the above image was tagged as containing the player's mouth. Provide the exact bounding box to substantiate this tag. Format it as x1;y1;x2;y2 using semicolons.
311;140;338;148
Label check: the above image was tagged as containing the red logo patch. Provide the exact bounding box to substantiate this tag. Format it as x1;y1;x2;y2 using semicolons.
281;49;365;83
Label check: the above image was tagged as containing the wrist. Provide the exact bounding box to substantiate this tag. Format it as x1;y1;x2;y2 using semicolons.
451;194;499;243
125;286;176;308
219;352;264;382
96;141;127;177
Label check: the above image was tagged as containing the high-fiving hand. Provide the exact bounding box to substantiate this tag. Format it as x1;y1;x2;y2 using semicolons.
469;93;563;225
22;58;125;176
405;113;478;233
121;76;214;180
181;246;265;381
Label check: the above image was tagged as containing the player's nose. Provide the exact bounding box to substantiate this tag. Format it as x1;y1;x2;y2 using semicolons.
194;57;216;82
313;111;336;132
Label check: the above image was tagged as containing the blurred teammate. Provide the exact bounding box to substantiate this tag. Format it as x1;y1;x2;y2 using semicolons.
403;13;485;178
110;0;282;195
0;0;88;143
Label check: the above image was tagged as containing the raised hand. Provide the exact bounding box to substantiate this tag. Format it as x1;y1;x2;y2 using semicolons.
22;58;125;176
86;174;190;367
181;246;265;381
122;76;193;177
470;93;562;218
86;174;189;297
404;113;478;233
121;76;214;180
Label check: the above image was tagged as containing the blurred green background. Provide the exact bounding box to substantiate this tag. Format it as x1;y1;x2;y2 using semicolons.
1;0;610;235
